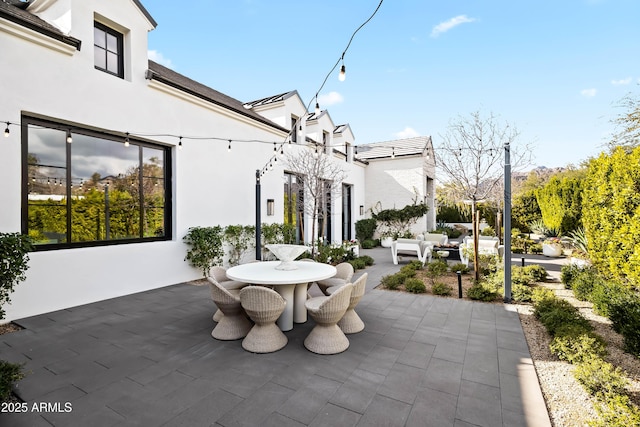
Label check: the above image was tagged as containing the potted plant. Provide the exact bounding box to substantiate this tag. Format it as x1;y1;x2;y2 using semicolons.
542;237;563;257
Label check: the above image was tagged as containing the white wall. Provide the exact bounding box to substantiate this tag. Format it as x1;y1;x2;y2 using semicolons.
0;0;290;322
364;155;429;237
0;0;370;322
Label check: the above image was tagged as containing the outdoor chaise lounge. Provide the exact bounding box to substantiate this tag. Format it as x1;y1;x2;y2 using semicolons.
458;236;504;267
391;238;432;265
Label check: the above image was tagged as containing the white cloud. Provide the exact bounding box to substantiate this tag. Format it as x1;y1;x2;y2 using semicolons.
581;88;597;98
394;127;420;139
317;91;344;106
431;15;476;37
611;77;632;85
148;50;174;68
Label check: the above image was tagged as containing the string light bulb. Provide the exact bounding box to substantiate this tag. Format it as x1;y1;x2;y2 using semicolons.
3;122;9;138
66;130;73;144
228;140;231;152
178;136;183;150
124;132;130;147
273;142;277;153
280;145;284;155
315;99;320;115
338;64;346;82
391;147;395;159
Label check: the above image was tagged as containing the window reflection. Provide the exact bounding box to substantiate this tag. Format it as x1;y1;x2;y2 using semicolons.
25;118;170;248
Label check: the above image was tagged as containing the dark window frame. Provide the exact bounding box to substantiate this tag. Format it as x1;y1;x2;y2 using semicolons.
21;115;173;251
94;21;124;78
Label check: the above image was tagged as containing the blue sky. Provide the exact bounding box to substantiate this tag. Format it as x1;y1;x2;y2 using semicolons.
143;0;640;169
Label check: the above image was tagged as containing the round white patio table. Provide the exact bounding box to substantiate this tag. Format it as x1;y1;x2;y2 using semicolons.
226;261;336;331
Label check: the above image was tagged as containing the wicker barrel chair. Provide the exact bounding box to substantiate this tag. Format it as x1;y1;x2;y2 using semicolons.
239;286;288;353
336;273;367;334
316;262;354;296
209;266;249;322
207;277;252;340
304;283;353;354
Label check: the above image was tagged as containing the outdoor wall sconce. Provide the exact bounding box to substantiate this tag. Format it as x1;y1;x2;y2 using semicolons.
359;205;364;216
267;199;275;216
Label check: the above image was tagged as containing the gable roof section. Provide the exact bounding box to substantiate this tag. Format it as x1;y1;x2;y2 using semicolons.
244;90;298;109
147;61;288;134
0;0;81;49
356;136;432;160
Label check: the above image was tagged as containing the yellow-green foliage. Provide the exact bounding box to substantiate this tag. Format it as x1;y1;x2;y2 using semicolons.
583;147;640;287
535;170;585;234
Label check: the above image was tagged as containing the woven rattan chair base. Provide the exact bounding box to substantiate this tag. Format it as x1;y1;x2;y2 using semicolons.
338;310;365;334
304;324;349;354
242;324;288;353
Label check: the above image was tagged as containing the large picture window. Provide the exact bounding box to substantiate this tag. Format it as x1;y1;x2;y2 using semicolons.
22;116;172;249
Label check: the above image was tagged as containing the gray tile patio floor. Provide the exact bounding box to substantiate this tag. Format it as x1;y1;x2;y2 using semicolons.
0;247;552;426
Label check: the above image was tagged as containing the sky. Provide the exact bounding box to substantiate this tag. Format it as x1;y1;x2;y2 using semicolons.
142;0;640;169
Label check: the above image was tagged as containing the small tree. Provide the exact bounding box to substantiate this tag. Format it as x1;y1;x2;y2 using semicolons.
0;232;33;320
224;225;255;266
436;111;532;280
183;226;224;277
284;147;347;255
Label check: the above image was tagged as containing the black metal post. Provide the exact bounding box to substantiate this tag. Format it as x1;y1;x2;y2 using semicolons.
503;143;512;303
457;271;462;298
255;170;262;261
521;257;525;267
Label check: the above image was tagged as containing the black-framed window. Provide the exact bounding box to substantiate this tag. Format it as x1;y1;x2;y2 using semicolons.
94;22;124;78
22;116;172;250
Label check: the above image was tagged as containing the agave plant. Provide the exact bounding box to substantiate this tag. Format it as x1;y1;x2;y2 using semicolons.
528;219;549;236
566;227;588;255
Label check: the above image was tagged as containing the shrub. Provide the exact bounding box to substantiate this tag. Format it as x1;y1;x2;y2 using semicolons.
467;283;500;301
425;260;448;278
449;263;469;274
480;226;495;236
359;255;375;266
523;265;548;282
572;269;602;301
511;284;533;303
361;239;377;249
549;327;607;364
355;218;377;242
348;258;367;270
608;294;640;357
399;264;418;278
534;297;592;336
589;394;640;427
432;282;452;296
0;360;25;402
405;278;427;293
561;264;585;289
574;358;628;397
589;279;630;318
531;287;555;305
381;274;405;290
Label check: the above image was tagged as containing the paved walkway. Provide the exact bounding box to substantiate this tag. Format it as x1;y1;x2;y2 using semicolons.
1;247;552;426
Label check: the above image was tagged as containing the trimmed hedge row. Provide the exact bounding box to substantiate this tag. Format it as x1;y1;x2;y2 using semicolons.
532;288;640;425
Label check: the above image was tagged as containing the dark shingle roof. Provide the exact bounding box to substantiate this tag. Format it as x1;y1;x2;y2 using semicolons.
147;61;288;134
244;91;298;109
355;136;432;160
0;0;82;50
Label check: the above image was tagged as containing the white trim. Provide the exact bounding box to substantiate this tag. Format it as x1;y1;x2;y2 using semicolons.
0;19;76;55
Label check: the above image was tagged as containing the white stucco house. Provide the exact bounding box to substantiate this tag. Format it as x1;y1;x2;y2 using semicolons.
0;0;435;322
357;137;437;236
